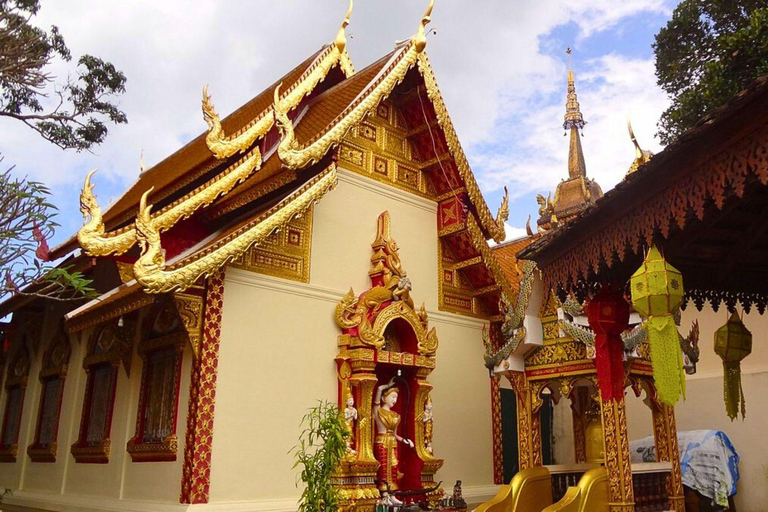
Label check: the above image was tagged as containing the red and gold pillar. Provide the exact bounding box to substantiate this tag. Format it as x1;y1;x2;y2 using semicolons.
586;285;635;511
600;395;635;511
570;386;589;464
490;376;505;484
508;373;543;471
180;270;226;504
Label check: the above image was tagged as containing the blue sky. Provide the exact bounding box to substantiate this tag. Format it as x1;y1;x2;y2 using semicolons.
0;0;678;250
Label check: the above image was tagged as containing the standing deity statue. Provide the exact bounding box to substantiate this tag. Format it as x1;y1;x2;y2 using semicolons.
374;377;414;506
343;394;358;455
422;395;434;455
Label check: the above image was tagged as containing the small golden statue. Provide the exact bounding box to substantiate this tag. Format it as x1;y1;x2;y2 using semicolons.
423;395;434;455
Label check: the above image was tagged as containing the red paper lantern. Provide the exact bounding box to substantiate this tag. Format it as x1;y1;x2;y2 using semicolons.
586;285;630;401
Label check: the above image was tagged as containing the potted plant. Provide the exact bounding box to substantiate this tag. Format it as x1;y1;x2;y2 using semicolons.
293;401;350;512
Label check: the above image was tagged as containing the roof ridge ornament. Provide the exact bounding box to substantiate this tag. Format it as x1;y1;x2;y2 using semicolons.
201;1;356;160
414;0;435;53
495;186;510;231
335;0;353;54
626;119;654;176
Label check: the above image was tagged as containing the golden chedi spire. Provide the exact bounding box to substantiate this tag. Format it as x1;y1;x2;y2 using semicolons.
541;47;602;226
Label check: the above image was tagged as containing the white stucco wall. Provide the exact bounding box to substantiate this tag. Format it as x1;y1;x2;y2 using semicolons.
208;169;495;507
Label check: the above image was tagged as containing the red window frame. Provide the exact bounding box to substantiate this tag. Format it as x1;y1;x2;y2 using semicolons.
71;323;124;464
126;332;185;462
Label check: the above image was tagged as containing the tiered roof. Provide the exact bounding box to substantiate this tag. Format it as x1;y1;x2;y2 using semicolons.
15;0;518;325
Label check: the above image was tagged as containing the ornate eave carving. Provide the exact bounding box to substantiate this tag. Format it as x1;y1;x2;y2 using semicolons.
133;166;338;294
77;150;262;257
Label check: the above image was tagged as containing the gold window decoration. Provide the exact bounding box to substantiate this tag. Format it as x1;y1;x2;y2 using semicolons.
28;331;71;463
0;345;31;462
71;317;134;464
127;301;186;462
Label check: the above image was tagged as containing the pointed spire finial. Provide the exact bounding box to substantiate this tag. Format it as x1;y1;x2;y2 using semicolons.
335;0;353;53
563;47;585;132
563;47;587;179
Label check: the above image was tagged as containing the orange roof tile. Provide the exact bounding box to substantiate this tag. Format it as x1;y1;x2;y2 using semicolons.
493;235;538;294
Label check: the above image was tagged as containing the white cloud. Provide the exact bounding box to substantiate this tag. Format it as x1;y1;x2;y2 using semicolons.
0;0;672;245
504;223;529;241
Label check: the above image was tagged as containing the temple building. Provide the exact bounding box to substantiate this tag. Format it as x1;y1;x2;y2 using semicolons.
0;2;766;511
0;3;508;510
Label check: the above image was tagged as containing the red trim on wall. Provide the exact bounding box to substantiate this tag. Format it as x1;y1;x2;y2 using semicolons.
490;376;504;485
180;269;226;504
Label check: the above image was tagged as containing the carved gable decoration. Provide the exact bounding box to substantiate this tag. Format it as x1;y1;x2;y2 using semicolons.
335;211;438;357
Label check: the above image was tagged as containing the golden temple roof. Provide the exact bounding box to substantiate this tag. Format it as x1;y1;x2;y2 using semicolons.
51;44;352;260
38;0;512;299
493;235;538;297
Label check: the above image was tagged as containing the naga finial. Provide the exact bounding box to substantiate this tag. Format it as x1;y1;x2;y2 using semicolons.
79;169;99;218
274;82;299;162
496;186;510;229
203;84;234;159
134;187;165;274
202;84;219;130
77;169;107;253
414;0;435;53
626;119;654;175
335;0;353;54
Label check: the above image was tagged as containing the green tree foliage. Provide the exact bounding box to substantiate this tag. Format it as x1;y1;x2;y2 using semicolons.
293;401;350;512
0;0;127;150
0;167;94;300
0;0;124;301
654;1;768;144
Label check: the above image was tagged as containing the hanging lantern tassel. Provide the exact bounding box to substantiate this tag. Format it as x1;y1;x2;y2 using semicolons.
631;245;686;407
714;312;752;420
586;285;630;402
645;315;686;405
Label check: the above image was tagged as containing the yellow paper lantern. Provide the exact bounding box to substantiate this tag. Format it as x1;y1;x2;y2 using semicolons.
630;245;684;318
630;245;686;406
714;312;752;420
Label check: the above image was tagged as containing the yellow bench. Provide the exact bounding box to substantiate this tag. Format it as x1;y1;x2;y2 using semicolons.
474;466;553;512
541;467;609;512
